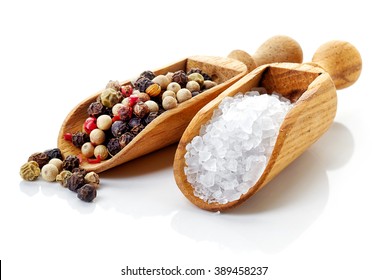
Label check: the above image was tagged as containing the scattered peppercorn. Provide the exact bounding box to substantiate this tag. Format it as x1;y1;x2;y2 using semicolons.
56;170;72;186
77;184;97;202
63;155;80;171
44;148;63;160
41;164;59;182
65;173;86;192
20;161;40;181
84;172;100;187
72;167;88;177
49;158;63;172
28;152;50;168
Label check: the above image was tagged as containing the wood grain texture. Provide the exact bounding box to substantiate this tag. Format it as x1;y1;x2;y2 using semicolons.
58;56;247;173
253;35;303;66
173;63;337;211
312;40;362;89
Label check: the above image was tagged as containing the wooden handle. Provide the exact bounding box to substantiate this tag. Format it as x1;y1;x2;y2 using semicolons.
227;35;303;72
312;40;362;89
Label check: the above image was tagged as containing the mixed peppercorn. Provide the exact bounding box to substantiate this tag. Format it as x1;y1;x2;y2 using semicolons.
20;148;99;202
64;68;217;163
19;68;216;203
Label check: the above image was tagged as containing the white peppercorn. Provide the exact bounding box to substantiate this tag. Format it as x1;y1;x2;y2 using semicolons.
162;96;178;110
162;90;176;100
176;88;192;103
152;75;169;89
97;114;112;130
49;158;63;172
94;145;109;160
188;73;204;86
112;103;124;116
90;129;105;145
41;164;59;182
84;172;100;188
167;82;181;93
81;142;95;158
203;80;217;89
121;97;130;106
56;170;72;186
186;81;200;92
165;72;174;82
144;100;159;113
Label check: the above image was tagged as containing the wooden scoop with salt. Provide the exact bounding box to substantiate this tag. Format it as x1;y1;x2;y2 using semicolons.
173;41;362;211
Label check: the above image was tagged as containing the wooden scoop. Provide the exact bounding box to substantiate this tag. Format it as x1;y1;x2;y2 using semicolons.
58;36;303;173
173;40;362;211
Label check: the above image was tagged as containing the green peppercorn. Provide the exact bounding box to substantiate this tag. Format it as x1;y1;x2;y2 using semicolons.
20;161;40;181
100;88;121;108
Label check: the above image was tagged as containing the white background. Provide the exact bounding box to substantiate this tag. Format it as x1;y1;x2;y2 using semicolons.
0;0;385;279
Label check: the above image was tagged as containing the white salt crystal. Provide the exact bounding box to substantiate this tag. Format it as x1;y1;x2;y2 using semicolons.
202;158;217;172
184;92;293;204
198;150;211;162
191;136;203;151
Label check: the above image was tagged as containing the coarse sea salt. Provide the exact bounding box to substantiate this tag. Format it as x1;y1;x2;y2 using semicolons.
184;91;293;204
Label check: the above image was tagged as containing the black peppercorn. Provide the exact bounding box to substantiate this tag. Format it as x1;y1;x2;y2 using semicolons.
63;155;80;171
134;77;154;92
72;167;88;177
111;121;128;138
28;152;50;168
139;70;156;80
128;117;141;129
172;70;188;87
107;138;121;156
143;111;158;126
119;132;134;149
130;124;145;136
77;184;97;202
65;173;85;192
43;148;63;160
87;101;105;117
71;132;89;148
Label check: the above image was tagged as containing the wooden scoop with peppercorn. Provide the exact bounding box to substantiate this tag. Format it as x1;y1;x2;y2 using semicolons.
58;35;303;173
173;41;362;211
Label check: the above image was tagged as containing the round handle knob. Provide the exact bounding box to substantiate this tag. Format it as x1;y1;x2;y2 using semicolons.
312;40;362;89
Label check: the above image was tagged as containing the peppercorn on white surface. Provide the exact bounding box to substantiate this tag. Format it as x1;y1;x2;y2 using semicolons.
0;1;385;280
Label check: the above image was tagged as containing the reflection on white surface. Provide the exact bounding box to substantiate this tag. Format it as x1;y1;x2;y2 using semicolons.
19;180;97;214
171;151;329;253
171;122;354;253
97;144;181;218
17;122;354;254
308;122;355;170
